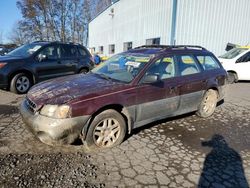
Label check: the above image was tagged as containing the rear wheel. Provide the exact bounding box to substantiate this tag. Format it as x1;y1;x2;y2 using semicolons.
85;109;127;150
10;73;32;94
196;89;218;118
79;68;88;74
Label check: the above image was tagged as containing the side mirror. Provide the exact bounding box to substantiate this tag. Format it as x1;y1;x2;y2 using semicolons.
38;54;47;62
236;58;242;63
143;74;158;83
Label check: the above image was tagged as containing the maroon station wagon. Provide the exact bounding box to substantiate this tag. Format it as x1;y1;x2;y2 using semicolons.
20;45;227;150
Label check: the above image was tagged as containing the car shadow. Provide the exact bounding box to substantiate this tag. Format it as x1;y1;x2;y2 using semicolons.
198;134;249;188
129;111;196;138
127;99;224;139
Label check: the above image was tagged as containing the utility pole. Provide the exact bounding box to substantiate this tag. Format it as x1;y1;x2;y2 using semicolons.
170;0;178;45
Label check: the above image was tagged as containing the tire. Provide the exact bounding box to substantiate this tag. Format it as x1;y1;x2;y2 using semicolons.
227;72;237;84
79;68;88;74
85;109;127;150
10;73;32;94
196;89;218;118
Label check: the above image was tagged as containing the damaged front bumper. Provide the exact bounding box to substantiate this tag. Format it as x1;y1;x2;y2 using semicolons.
20;100;90;145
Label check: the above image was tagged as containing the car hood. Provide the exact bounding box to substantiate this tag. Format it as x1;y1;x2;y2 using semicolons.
27;73;129;108
0;55;25;62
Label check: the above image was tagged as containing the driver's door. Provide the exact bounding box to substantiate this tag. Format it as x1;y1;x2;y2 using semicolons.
34;45;65;82
135;56;180;126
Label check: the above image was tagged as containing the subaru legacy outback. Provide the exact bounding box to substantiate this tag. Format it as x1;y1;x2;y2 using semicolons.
0;41;94;94
20;45;227;150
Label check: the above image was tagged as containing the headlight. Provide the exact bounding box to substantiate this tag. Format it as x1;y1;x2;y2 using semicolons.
40;105;71;119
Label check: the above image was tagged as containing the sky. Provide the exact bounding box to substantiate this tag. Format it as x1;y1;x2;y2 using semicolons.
0;0;22;43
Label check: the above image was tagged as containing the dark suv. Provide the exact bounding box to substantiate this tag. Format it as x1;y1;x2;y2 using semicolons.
0;41;94;94
20;45;227;150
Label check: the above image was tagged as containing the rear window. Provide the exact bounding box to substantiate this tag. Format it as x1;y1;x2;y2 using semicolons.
196;56;220;70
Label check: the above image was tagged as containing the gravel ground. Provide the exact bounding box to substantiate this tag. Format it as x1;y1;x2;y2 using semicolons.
0;83;250;187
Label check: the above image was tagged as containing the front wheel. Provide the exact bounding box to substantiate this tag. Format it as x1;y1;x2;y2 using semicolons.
85;109;127;150
10;73;32;94
196;89;218;118
227;72;237;84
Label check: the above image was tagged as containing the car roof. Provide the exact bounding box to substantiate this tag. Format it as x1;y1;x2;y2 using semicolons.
31;41;84;47
127;45;210;56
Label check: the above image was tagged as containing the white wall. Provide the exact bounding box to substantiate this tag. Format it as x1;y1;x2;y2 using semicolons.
89;0;173;56
89;0;250;57
176;0;250;56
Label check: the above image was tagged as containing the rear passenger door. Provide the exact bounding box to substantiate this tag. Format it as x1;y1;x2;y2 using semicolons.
175;55;206;113
59;44;79;75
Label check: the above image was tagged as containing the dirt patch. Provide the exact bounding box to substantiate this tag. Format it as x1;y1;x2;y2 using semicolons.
0;153;105;188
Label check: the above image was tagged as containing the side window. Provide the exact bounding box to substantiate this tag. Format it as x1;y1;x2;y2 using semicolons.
197;55;220;70
178;55;200;76
37;46;58;60
78;47;87;57
144;56;176;82
61;45;78;58
236;52;250;63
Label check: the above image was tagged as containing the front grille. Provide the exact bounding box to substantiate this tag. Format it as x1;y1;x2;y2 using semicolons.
25;97;37;114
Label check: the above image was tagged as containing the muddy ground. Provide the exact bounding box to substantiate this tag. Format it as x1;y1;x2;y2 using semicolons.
0;83;250;187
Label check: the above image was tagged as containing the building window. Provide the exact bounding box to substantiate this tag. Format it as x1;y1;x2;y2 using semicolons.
123;42;133;51
109;44;115;54
99;46;104;54
146;38;161;45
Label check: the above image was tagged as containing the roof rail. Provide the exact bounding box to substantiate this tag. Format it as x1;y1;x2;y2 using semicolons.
135;45;206;50
32;40;51;43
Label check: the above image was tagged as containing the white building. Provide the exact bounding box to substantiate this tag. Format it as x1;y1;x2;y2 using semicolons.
89;0;250;56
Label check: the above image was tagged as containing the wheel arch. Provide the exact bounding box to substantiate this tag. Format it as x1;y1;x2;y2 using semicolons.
8;69;35;86
81;104;133;141
227;70;238;81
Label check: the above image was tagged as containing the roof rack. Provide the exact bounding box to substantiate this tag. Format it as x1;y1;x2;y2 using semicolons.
135;45;206;50
32;40;51;43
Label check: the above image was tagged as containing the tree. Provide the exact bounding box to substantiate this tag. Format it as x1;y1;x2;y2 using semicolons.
0;30;3;44
11;0;110;45
8;21;32;45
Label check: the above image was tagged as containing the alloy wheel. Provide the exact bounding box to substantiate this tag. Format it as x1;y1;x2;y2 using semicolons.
93;118;121;147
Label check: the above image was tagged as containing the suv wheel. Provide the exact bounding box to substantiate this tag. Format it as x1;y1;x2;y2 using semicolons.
196;89;218;118
85;109;127;150
10;73;32;94
79;68;88;74
227;72;237;84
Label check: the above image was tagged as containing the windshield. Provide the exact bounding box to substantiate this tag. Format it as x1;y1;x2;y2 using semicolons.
92;53;152;83
219;48;248;59
7;44;42;57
